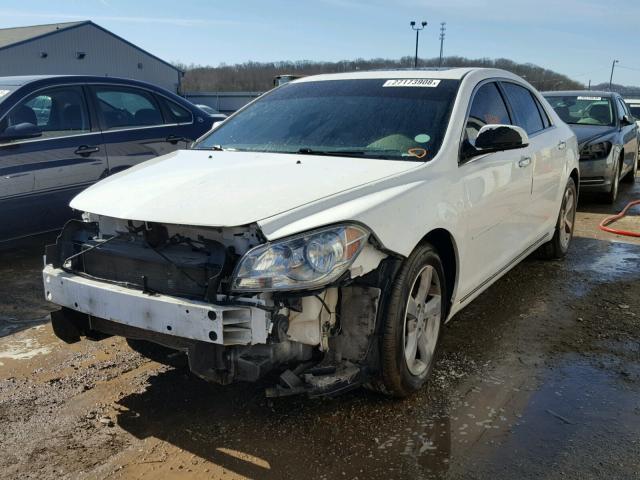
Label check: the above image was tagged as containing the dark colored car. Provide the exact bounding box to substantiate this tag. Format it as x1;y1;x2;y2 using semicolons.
0;75;215;243
543;91;638;203
193;104;228;122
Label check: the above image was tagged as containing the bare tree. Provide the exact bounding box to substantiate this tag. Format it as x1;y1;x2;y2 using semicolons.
174;56;584;93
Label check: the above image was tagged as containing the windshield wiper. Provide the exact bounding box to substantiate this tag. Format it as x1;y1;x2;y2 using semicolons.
296;147;398;159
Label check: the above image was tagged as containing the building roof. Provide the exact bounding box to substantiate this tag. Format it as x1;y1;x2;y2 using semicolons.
0;20;181;73
0;21;85;49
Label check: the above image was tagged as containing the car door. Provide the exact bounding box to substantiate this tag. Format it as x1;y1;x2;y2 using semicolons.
0;85;107;242
615;97;638;175
88;85;191;174
501;81;564;239
458;81;536;298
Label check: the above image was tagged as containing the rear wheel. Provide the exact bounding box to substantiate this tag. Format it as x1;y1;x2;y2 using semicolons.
378;244;446;397
538;177;577;260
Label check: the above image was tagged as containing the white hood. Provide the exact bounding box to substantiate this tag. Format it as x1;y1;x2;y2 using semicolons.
71;150;418;227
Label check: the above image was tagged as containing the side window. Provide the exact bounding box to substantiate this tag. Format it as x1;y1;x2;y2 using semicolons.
94;87;164;129
159;97;193;124
465;82;511;144
533;96;551;128
501;82;545;135
616;98;629;120
0;86;90;141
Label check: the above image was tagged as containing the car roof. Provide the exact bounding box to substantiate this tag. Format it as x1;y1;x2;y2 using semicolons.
542;90;615;97
292;67;517;83
0;74;169;91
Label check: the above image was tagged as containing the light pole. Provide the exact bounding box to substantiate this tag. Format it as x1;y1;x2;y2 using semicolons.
438;22;446;67
410;21;427;68
609;59;619;91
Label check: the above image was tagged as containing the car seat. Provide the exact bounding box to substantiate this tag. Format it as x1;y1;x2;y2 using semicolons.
588;104;612;125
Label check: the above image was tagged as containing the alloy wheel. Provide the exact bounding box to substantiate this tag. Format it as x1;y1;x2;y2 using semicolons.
402;265;442;376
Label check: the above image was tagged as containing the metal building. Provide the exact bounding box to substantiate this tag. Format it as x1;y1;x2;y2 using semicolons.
0;21;182;92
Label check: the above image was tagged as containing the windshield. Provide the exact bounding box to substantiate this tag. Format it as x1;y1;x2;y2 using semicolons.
626;102;640;119
194;78;460;161
544;95;615;126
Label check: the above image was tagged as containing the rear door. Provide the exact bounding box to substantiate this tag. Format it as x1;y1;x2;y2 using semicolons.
88;85;191;173
501;81;563;238
0;85;107;242
458;81;535;298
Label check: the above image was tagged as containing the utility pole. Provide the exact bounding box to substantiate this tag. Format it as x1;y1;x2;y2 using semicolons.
410;21;427;68
588;79;591;91
609;59;619;91
438;22;446;67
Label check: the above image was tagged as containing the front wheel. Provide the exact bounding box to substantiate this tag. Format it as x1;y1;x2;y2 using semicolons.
622;153;638;183
538;177;577;260
605;158;621;204
378;244;447;397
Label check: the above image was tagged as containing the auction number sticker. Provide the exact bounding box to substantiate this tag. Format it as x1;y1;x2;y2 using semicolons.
577;96;602;101
0;90;9;98
383;79;441;87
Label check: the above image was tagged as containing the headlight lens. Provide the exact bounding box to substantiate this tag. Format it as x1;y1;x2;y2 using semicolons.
580;141;612;161
231;224;369;292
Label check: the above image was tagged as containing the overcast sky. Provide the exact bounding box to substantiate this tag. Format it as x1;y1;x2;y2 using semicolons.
1;0;639;86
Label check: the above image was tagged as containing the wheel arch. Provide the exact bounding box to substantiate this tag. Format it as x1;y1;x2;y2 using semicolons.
418;228;458;316
569;167;580;191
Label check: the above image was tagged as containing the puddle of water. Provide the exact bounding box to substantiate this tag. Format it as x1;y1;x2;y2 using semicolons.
0;327;53;361
569;239;640;280
0;315;50;337
445;356;640;478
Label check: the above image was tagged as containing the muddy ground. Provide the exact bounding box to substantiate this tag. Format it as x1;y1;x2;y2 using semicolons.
1;183;640;480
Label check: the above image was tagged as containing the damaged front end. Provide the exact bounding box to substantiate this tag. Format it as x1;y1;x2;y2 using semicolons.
43;216;400;397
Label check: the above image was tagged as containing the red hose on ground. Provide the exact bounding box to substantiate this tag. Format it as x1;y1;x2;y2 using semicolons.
599;200;640;237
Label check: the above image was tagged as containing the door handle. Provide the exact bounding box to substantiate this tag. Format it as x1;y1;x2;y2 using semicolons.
166;135;187;145
558;141;567;150
74;145;100;156
518;156;532;168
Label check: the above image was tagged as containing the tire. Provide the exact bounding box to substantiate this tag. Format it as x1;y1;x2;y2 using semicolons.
378;243;447;397
538;177;577;260
622;153;638;184
605;157;621;204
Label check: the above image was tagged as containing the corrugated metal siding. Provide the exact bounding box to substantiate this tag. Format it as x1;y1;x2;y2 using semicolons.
0;24;180;92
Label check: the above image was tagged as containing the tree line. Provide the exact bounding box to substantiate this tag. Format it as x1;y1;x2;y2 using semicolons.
175;56;585;93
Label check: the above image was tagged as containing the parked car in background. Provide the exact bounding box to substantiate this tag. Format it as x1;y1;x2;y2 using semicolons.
0;75;215;243
544;91;638;203
44;68;579;398
623;98;640;128
194;104;227;122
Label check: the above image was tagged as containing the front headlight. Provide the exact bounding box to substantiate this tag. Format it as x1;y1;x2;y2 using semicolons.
580;141;612;161
231;224;369;292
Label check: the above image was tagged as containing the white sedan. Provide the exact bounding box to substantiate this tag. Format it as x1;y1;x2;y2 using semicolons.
43;68;579;397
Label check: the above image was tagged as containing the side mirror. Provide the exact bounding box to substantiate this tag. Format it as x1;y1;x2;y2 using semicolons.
0;122;42;141
621;114;633;126
463;124;529;160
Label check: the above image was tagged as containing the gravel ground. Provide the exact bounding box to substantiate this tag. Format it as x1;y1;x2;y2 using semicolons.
1;181;639;480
